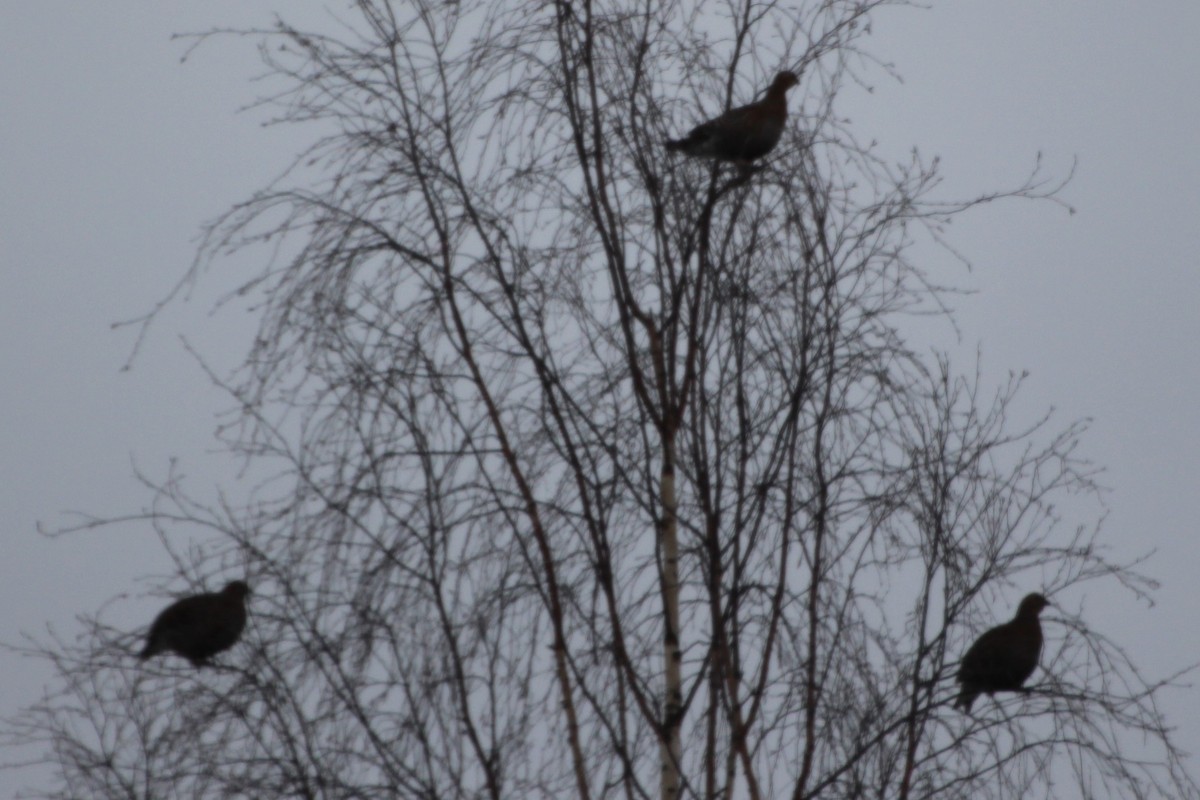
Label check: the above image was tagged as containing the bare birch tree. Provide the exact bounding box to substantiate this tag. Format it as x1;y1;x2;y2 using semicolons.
5;1;1197;798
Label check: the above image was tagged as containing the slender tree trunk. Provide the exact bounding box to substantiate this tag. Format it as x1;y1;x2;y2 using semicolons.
660;432;683;800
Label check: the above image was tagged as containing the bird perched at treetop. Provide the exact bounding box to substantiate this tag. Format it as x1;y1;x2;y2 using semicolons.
665;71;800;165
955;592;1049;713
138;580;251;667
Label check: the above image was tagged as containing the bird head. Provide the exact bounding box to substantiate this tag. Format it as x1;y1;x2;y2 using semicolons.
223;581;252;600
771;71;800;93
1017;593;1050;618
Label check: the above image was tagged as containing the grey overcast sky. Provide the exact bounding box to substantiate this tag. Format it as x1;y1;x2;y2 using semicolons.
3;2;1199;793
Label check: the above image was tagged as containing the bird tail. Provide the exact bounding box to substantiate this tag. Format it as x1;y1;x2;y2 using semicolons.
664;138;687;152
138;641;159;661
954;689;976;713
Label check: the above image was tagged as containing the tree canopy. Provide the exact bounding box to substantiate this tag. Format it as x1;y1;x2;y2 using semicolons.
5;2;1197;798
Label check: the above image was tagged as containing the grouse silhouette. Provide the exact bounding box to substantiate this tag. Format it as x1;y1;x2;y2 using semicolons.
665;71;800;165
955;592;1049;712
139;581;251;667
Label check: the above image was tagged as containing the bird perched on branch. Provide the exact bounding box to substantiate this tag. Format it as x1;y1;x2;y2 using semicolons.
955;592;1049;712
665;71;800;165
139;581;251;667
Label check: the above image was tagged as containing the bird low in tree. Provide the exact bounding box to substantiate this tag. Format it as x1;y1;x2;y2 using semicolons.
664;71;800;166
955;592;1050;713
138;580;251;667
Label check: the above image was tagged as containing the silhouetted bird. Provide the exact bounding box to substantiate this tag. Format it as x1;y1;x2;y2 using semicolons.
665;71;800;164
139;581;251;667
955;592;1049;712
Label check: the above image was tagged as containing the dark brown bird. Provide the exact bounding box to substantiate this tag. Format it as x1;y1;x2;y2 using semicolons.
139;581;251;667
955;592;1049;712
665;71;800;164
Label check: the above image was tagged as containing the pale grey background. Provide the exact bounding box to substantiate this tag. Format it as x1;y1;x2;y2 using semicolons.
3;3;1198;793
